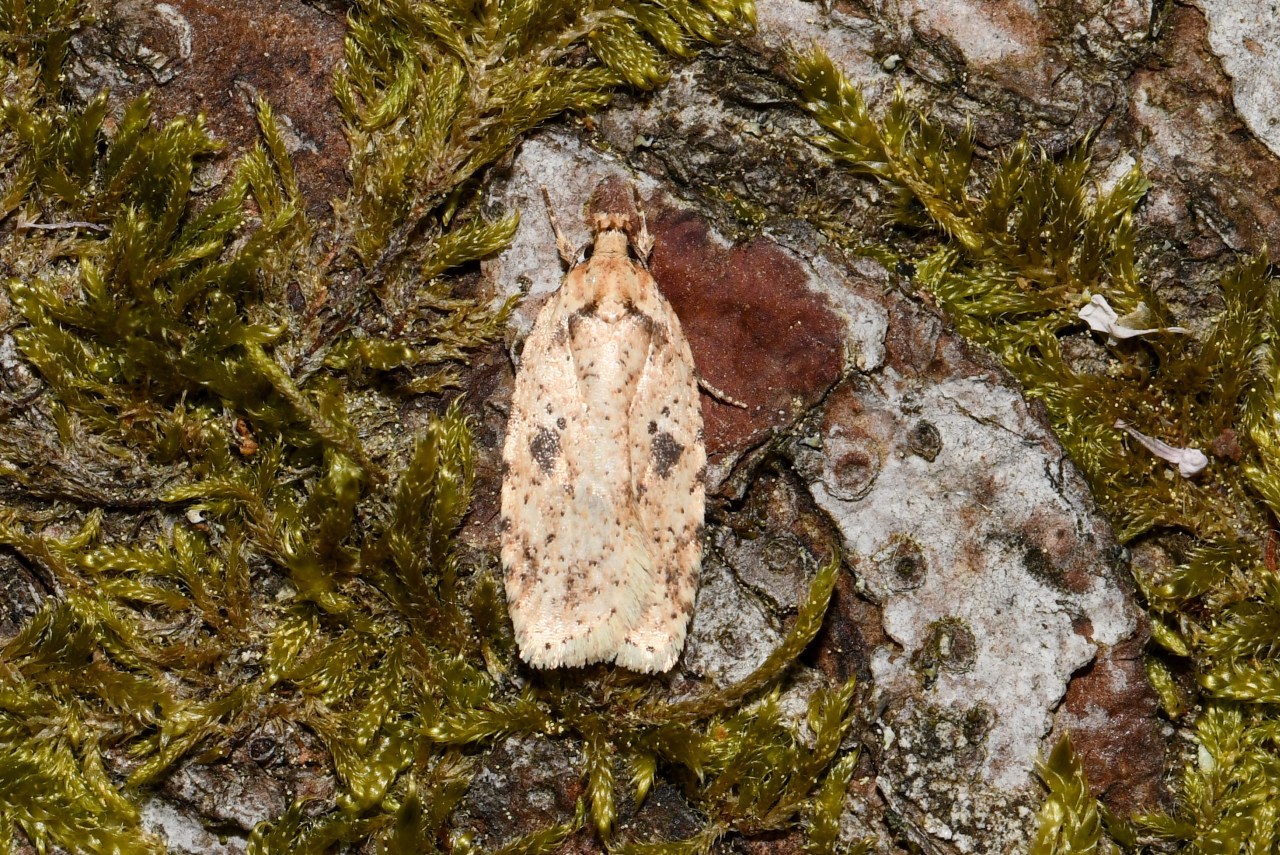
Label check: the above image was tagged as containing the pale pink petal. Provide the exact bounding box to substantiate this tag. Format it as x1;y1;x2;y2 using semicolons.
1115;420;1208;478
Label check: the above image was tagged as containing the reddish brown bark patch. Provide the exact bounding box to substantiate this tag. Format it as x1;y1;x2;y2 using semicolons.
78;0;349;215
1056;634;1170;816
1128;5;1280;256
810;560;885;687
172;0;347;213
649;206;844;457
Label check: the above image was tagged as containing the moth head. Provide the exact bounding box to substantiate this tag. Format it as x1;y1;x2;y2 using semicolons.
587;175;640;234
585;175;651;262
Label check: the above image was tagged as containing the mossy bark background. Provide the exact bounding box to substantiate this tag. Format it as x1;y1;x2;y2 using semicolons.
4;0;1280;853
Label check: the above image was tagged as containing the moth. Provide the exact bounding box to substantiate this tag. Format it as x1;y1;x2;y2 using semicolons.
500;178;706;673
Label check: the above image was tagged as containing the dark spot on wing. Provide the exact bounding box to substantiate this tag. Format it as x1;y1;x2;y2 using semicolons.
530;426;561;474
631;306;659;334
652;431;684;478
571;302;600;322
648;420;658;434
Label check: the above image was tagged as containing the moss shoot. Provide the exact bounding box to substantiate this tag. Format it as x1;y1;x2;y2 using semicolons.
794;43;1280;853
0;1;874;854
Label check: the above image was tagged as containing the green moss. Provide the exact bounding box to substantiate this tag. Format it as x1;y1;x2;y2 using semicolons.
1030;735;1102;855
793;42;1280;853
0;1;873;853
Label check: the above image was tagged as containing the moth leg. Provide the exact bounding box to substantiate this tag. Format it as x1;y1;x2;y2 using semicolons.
698;376;748;409
540;185;576;268
633;189;654;263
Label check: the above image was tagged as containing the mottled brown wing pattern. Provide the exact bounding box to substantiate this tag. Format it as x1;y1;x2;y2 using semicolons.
500;208;705;673
615;288;704;672
501;283;653;669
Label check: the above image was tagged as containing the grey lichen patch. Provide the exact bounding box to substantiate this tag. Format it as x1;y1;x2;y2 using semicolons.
792;260;1138;845
681;551;783;686
872;535;928;593
161;764;287;837
1191;0;1280;157
878;702;1031;854
141;797;247;855
827;368;1135;789
68;0;194;92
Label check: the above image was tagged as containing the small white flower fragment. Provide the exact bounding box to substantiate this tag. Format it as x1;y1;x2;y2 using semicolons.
1115;419;1208;478
1078;294;1190;343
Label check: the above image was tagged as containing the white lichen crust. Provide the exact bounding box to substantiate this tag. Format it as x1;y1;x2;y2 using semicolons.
501;203;705;673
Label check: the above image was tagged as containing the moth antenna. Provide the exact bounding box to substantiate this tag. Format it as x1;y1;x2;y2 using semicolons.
698;376;748;409
540;185;576;269
633;187;654;263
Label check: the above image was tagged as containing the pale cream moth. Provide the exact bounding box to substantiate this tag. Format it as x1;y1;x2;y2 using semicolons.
500;177;706;673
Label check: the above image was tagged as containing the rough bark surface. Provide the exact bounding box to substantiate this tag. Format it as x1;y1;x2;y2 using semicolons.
12;0;1280;852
